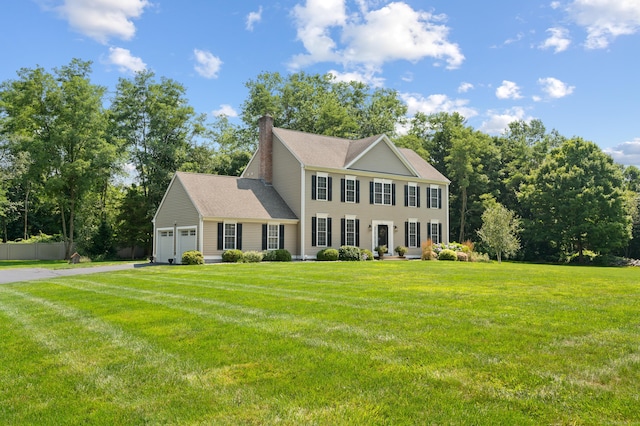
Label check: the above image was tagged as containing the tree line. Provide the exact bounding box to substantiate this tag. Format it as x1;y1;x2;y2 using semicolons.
1;59;638;262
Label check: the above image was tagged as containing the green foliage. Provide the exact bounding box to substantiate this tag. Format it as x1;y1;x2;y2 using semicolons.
181;250;204;265
316;248;339;261
116;184;150;257
17;232;63;243
263;249;291;262
361;249;374;261
86;218;115;259
242;251;264;263
477;202;521;263
222;249;243;263
375;245;387;256
394;246;408;257
438;249;457;261
338;245;361;261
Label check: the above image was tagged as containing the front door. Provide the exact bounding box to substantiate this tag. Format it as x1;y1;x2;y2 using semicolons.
377;225;388;249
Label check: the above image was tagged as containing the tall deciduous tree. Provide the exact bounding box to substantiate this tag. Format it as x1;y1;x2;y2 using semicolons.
0;59;115;257
520;138;632;262
477;201;521;263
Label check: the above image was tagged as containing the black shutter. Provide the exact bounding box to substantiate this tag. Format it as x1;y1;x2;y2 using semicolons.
311;217;317;246
392;184;396;206
438;223;443;244
355;219;360;246
327;218;332;247
417;222;421;246
311;175;317;200
341;218;346;246
427;222;432;240
426;187;431;208
404;185;408;207
356;180;360;203
217;223;224;250
341;178;345;202
417;186;421;208
328;177;333;201
438;188;442;209
279;224;285;249
405;221;409;247
236;224;243;250
262;224;267;250
370;181;374;204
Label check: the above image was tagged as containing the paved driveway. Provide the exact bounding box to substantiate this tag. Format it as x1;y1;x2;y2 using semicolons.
0;263;154;284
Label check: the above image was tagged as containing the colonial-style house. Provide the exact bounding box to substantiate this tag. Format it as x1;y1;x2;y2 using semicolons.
153;115;449;263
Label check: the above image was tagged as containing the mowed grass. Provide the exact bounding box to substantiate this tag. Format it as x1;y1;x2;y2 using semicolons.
0;262;638;425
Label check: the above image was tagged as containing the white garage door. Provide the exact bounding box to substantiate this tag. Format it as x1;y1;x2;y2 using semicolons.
156;230;174;263
176;228;197;264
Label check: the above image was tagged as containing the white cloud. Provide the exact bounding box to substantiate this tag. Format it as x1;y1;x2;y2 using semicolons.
401;93;477;119
550;1;562;10
246;6;263;31
496;80;523;100
458;82;474;93
538;77;575;98
54;0;150;44
193;49;222;79
567;0;640;49
327;69;385;87
603;138;640;165
540;27;571;53
480;107;531;135
290;1;464;71
107;47;146;73
212;104;238;118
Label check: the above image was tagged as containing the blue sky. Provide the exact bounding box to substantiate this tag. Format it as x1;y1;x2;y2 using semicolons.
2;0;639;165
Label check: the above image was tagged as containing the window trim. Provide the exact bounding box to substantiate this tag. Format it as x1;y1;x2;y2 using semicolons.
430;220;440;245
373;178;393;206
316;172;328;201
344;175;356;203
345;215;356;247
407;219;419;248
428;185;442;209
267;223;280;251
316;214;329;248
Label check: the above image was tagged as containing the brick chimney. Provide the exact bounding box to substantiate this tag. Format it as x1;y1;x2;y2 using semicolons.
259;114;274;184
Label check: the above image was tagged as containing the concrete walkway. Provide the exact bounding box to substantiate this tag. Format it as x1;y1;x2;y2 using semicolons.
0;263;154;285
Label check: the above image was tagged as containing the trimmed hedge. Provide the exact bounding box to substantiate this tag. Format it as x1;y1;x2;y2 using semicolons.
438;249;457;261
361;249;374;261
182;250;204;265
222;249;244;263
339;246;361;261
317;248;339;261
243;251;264;263
264;249;292;262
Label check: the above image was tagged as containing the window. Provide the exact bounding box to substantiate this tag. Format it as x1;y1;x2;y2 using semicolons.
160;230;173;237
224;223;237;250
406;219;419;248
429;221;441;245
341;216;359;246
267;224;279;250
312;214;331;247
342;176;358;203
312;173;332;201
405;183;419;207
428;185;442;209
372;179;394;205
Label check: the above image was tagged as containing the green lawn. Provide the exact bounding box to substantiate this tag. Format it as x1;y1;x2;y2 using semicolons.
0;261;638;424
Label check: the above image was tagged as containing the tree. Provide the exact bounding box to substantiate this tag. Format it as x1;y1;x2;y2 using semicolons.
520;138;632;262
477;201;521;263
0;59;115;257
116;184;150;259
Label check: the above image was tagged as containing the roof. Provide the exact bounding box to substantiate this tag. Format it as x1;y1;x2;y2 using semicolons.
272;127;449;183
175;172;298;221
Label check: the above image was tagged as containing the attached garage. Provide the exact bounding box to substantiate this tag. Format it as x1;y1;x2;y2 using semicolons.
176;228;197;263
156;229;175;263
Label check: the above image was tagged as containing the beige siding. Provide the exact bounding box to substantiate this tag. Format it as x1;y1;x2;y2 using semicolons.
203;220;218;256
304;170;449;258
349;141;413;176
272;135;302;218
242;152;261;179
155;177;199;229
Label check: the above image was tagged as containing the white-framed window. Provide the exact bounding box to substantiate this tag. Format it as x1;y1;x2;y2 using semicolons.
316;214;328;247
267;224;280;250
345;215;356;246
345;176;356;203
374;179;393;205
224;222;237;250
316;172;328;201
408;219;418;248
429;185;440;209
408;183;417;207
430;220;440;245
160;230;173;237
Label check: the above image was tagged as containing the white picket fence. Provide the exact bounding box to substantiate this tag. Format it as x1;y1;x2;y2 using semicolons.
0;242;70;260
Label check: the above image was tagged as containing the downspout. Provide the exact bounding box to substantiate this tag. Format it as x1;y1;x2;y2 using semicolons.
445;183;450;244
300;163;306;260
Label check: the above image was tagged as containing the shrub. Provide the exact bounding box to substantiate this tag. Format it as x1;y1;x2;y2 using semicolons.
182;250;204;265
421;239;436;260
395;245;408;257
222;249;243;263
264;249;292;262
469;252;491;263
456;252;468;262
361;249;374;261
461;240;474;254
438;249;457;261
317;248;339;261
375;245;387;258
568;250;597;264
339;246;361;261
243;251;264;263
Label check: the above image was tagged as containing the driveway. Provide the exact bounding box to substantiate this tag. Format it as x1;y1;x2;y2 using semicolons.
0;263;155;285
